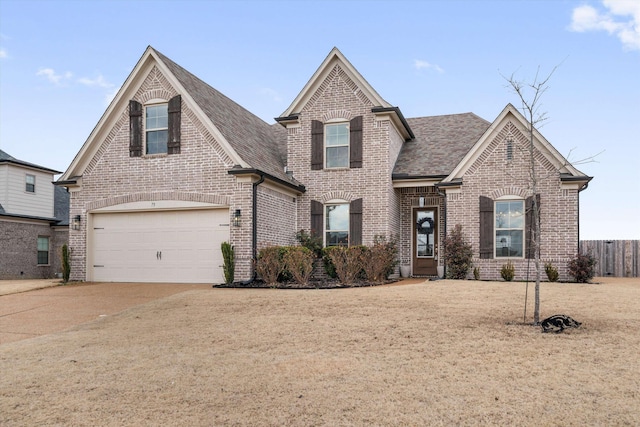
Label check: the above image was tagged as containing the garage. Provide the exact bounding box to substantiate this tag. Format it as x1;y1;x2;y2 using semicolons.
90;209;229;283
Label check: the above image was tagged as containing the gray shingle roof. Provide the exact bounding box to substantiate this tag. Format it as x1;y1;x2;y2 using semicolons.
393;113;491;177
0;149;62;174
54;186;70;225
154;49;294;185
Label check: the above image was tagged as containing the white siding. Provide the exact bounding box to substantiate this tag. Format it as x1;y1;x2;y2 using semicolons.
2;165;55;218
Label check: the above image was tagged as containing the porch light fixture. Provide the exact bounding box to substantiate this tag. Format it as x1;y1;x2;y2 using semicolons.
72;215;81;231
233;209;241;227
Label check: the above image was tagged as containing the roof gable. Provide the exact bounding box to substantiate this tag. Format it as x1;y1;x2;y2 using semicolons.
280;47;392;118
0;149;61;174
59;47;293;185
444;104;588;182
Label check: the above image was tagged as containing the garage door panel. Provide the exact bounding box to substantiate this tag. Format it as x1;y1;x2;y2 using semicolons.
91;209;229;283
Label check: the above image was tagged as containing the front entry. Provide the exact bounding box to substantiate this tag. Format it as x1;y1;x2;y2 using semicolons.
413;208;438;276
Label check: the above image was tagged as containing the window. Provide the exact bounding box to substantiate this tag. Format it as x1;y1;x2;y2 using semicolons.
325;123;349;168
37;236;49;265
495;200;524;257
145;104;168;154
506;139;513;161
26;174;35;193
325;203;349;246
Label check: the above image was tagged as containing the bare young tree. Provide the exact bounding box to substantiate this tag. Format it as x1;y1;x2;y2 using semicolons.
503;65;600;325
503;66;557;325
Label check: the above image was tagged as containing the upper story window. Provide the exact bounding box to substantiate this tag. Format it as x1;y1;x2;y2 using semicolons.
37;236;49;265
495;200;524;257
129;95;181;157
145;103;169;155
25;174;35;193
311;116;362;170
325;123;349;168
325;203;349;246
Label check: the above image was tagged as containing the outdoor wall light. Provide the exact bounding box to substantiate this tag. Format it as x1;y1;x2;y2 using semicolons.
72;215;81;231
233;209;241;227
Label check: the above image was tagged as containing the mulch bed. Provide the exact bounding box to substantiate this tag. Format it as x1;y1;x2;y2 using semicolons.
214;278;399;289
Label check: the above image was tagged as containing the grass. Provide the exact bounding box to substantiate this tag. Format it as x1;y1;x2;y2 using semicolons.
1;278;638;426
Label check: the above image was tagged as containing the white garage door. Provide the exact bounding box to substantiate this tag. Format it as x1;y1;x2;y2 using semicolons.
91;209;229;283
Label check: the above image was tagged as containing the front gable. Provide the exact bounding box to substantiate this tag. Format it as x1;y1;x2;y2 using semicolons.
59;47;246;186
444;104;590;185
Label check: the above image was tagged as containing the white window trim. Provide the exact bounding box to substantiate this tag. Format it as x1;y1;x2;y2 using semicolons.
25;174;36;194
324;122;350;169
37;236;50;266
324;200;349;247
144;99;169;155
494;197;525;259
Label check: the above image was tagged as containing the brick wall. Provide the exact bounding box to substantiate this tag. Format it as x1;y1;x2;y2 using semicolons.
68;65;255;281
287;64;403;246
0;219;67;279
446;120;580;281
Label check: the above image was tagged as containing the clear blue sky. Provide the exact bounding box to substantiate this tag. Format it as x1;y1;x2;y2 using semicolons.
1;0;638;239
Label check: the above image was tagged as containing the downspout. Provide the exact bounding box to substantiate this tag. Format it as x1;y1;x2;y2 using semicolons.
435;184;447;279
239;172;265;285
577;181;589;255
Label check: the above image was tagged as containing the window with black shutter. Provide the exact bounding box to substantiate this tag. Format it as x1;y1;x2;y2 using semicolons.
349;198;363;245
311;121;324;170
349;116;362;168
479;196;494;259
129;100;143;157
525;194;541;259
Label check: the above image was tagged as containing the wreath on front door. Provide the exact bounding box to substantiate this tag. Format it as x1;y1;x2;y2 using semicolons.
417;217;434;234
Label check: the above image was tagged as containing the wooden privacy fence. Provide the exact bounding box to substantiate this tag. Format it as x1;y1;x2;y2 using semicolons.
580;240;639;277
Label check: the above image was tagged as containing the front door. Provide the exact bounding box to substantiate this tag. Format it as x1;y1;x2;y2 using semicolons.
413;208;438;276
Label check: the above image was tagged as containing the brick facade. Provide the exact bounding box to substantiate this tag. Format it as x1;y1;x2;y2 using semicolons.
445;119;580;281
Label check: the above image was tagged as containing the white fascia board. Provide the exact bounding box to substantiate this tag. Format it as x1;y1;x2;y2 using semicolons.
392;178;442;188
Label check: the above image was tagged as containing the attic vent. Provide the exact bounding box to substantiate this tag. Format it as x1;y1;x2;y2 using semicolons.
506;139;513;161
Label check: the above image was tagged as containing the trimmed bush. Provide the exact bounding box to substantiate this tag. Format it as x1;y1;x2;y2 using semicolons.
325;246;366;285
501;260;515;281
295;230;323;257
61;244;71;283
568;253;597;283
221;242;235;284
283;246;314;285
362;235;399;284
443;224;473;279
256;246;285;286
544;262;559;282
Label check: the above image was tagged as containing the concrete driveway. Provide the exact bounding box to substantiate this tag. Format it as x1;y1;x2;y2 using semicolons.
0;281;212;344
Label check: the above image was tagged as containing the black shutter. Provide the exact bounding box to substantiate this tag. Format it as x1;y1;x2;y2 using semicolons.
525;194;541;259
311;200;323;239
311;120;324;170
350;198;363;246
129;100;143;157
350;116;363;168
479;196;494;259
167;95;181;155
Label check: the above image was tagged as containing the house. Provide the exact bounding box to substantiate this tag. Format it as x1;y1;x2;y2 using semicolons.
0;149;69;279
57;46;591;284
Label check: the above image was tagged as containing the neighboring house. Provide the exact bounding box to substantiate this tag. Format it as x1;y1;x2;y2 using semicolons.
0;149;69;279
57;47;591;284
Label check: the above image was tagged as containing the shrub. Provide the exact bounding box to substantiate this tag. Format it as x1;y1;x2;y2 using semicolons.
443;224;473;279
544;262;559;282
568;253;597;283
221;242;235;284
473;267;480;281
322;248;338;278
362;235;399;284
61;244;71;283
295;230;323;257
325;246;366;285
283;246;315;285
501;260;515;281
276;246;293;282
256;246;285;286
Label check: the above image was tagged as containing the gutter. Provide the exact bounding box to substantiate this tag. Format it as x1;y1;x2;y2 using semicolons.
371;106;415;140
576;177;592;255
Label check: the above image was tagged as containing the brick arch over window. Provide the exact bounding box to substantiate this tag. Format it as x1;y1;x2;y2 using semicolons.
489;187;529;200
319;191;356;204
322;110;352;122
138;89;175;105
86;192;230;211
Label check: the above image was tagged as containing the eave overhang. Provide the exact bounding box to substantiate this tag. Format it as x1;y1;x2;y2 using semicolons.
228;167;306;194
0;212;62;225
371;106;414;141
392;174;447;188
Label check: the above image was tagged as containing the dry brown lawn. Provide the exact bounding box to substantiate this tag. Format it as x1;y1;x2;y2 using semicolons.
1;277;639;426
